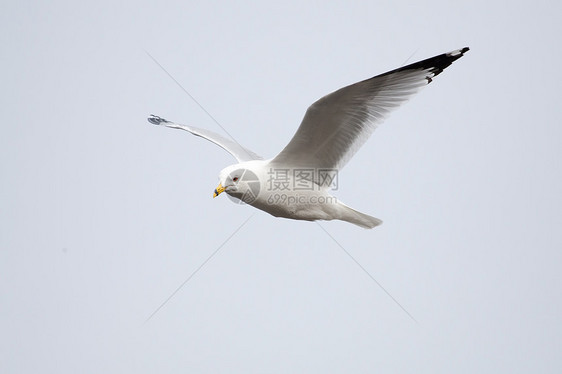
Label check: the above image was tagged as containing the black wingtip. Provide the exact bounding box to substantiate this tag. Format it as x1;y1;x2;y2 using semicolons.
424;47;470;79
378;46;470;82
148;114;169;125
447;47;470;60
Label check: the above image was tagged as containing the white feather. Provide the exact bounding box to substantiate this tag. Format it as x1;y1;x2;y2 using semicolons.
271;48;469;181
148;115;262;162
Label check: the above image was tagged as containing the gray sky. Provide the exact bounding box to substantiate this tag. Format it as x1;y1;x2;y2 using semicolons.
2;1;561;373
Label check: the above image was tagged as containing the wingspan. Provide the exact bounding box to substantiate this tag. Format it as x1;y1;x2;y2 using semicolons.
148;115;262;162
271;47;469;172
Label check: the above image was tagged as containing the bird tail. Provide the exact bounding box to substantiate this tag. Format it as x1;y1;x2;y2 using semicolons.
336;202;383;229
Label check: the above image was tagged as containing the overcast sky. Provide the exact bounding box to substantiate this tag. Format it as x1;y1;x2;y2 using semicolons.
2;1;561;373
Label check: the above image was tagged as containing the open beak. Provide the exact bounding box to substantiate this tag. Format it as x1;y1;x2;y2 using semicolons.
213;183;225;198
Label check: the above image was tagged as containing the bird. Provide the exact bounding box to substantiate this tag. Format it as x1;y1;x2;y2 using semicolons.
149;47;469;229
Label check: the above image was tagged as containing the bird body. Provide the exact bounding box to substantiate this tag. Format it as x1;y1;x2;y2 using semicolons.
149;47;469;228
214;160;383;228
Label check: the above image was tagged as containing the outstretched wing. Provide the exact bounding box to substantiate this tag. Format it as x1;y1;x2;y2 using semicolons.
148;115;262;162
271;47;469;171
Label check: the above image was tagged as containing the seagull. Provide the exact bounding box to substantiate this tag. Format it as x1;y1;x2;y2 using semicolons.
149;47;469;228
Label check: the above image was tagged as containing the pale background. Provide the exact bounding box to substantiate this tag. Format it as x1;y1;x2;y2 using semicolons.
2;1;561;373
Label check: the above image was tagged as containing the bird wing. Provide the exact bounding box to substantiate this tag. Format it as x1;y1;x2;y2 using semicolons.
271;47;469;175
148;115;262;162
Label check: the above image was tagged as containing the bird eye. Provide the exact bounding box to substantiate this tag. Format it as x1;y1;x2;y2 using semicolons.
233;177;239;182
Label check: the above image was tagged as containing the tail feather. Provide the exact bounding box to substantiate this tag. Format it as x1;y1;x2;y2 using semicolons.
336;202;382;229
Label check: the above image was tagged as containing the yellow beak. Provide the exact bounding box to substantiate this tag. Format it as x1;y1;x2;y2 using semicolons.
213;183;225;198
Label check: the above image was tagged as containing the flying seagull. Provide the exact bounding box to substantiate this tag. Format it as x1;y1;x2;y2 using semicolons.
149;47;469;228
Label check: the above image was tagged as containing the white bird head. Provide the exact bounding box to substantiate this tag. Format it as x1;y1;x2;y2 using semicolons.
213;161;263;205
